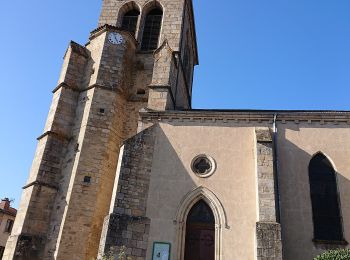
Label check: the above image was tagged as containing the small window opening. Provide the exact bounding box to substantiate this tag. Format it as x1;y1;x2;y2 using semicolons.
84;176;91;184
4;219;14;233
137;89;146;95
141;8;163;51
99;108;105;114
191;155;216;177
121;9;140;35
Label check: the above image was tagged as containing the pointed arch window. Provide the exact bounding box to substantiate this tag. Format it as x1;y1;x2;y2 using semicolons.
121;9;140;35
187;200;215;224
141;8;163;51
309;153;344;242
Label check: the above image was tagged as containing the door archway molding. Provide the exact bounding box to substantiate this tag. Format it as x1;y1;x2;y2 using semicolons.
173;186;229;260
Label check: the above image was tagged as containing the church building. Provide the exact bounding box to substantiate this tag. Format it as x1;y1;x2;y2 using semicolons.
3;0;350;259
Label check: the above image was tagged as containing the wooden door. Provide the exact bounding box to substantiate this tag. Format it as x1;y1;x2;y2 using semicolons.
184;200;215;260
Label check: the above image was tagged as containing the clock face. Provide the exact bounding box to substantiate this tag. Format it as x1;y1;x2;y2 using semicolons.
108;32;124;45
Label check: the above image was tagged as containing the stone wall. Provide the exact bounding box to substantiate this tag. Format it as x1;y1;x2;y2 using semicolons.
4;27;142;260
99;0;197;111
255;127;282;260
99;0;186;50
98;126;157;260
2;42;85;259
256;222;282;260
51;27;138;260
256;129;277;222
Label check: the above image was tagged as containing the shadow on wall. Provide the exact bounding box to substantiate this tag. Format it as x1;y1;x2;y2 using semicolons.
146;124;214;259
277;123;350;260
146;122;258;260
99;124;199;259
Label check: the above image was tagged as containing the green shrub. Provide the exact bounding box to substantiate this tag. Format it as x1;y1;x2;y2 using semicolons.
100;246;132;260
314;249;350;260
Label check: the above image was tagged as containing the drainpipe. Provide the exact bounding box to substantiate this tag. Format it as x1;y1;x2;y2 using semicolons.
272;113;281;223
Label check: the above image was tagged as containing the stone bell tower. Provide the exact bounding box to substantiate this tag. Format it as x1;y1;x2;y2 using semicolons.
3;0;197;259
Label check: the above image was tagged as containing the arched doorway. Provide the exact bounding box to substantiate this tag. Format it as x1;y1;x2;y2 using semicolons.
184;200;215;260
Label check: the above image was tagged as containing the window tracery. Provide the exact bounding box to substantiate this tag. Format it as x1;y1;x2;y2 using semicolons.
141;8;163;51
121;9;140;36
191;155;216;178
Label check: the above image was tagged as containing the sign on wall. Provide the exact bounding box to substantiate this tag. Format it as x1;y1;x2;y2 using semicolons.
152;242;171;260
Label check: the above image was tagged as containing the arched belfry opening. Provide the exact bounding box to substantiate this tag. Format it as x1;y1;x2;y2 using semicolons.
121;9;140;35
141;7;163;51
184;200;215;260
309;152;344;242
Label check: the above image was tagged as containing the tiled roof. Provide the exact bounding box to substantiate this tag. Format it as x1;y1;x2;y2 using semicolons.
0;207;17;217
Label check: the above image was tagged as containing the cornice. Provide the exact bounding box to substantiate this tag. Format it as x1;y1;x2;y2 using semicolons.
139;109;350;125
23;181;59;191
37;130;71;142
52;82;126;96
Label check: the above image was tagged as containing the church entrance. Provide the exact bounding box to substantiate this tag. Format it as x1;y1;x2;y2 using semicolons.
184;200;215;260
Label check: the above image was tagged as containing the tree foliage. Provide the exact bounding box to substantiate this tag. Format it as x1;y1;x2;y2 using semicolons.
314;249;350;260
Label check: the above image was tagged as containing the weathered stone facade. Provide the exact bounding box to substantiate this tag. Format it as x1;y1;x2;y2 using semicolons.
98;127;157;259
4;0;197;259
255;128;282;260
5;0;350;260
256;222;282;260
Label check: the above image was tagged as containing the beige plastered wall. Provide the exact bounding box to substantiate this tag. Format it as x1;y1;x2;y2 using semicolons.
0;214;15;247
144;122;258;260
277;122;350;260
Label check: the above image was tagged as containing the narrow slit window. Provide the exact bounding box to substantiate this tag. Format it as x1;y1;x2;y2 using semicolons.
121;9;140;36
141;8;163;51
84;176;92;184
309;153;343;242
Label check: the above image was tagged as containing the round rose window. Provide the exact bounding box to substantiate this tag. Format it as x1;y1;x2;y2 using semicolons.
191;155;216;178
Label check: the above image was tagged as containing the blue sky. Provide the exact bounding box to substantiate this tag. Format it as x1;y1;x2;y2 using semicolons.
1;0;350;207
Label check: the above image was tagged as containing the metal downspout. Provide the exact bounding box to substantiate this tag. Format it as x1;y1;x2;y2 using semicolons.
272;114;281;223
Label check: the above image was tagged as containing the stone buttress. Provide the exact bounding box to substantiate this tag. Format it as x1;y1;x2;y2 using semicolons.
255;128;283;260
4;26;139;260
98;126;157;259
